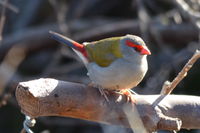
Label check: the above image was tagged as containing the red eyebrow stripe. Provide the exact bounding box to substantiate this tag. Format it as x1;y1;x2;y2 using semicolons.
126;40;137;47
126;40;142;49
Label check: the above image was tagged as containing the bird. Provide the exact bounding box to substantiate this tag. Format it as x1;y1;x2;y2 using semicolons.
49;31;151;103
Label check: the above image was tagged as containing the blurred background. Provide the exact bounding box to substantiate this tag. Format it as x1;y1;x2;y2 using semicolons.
0;0;199;132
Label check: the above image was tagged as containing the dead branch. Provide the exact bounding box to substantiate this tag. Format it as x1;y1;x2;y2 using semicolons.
0;21;197;61
74;20;198;45
161;49;200;94
174;0;200;29
0;0;8;41
0;24;58;62
0;0;19;13
16;78;200;132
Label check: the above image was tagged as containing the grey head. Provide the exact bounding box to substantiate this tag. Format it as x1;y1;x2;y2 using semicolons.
120;34;151;61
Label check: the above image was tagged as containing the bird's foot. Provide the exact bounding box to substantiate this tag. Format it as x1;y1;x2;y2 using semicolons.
120;89;136;103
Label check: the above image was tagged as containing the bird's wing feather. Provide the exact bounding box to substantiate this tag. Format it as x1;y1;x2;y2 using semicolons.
72;48;88;66
85;37;123;67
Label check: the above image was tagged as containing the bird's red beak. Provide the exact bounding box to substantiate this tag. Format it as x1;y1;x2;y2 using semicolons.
140;47;151;55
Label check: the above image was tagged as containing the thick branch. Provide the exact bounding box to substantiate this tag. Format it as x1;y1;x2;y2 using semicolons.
16;78;200;132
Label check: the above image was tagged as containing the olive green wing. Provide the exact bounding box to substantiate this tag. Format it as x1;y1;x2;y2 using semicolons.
85;37;123;67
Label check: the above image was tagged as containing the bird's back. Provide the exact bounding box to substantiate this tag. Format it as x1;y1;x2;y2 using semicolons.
85;37;123;67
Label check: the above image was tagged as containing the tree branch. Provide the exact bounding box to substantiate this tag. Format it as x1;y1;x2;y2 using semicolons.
161;49;200;94
16;78;200;132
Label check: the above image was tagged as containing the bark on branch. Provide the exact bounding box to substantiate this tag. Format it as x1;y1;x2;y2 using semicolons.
16;78;200;132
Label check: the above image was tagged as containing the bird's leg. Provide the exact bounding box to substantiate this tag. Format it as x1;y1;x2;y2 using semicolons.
88;82;109;102
120;89;136;103
98;87;109;102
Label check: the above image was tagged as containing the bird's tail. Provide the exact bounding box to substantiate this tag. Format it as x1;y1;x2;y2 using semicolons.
49;31;88;65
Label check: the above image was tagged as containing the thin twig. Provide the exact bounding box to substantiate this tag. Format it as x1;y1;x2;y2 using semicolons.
48;0;69;34
142;44;197;94
161;49;200;94
0;1;19;13
0;0;8;41
0;46;26;95
135;0;151;43
175;0;200;19
174;0;200;29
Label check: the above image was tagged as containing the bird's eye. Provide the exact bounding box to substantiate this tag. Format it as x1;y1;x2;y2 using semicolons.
132;47;137;51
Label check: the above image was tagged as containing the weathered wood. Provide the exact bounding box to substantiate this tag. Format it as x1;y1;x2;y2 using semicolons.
15;78;200;132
